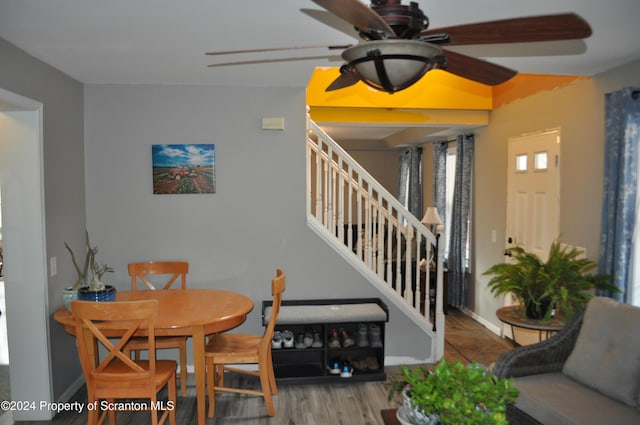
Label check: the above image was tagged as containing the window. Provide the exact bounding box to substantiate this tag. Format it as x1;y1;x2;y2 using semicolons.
534;151;548;171
444;145;456;261
516;154;528;172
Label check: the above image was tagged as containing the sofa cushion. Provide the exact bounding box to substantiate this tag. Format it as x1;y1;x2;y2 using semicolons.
562;297;640;407
263;303;387;325
513;373;640;425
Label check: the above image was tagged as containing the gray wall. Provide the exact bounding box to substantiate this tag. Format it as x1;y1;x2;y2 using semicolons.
348;149;401;197
0;38;86;402
83;84;430;365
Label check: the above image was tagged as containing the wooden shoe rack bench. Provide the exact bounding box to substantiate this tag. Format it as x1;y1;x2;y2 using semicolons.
262;298;388;384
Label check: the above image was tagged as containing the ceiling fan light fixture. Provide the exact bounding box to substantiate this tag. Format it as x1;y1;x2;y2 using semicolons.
342;40;443;94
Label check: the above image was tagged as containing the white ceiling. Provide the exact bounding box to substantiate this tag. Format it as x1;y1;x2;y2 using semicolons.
2;0;640;145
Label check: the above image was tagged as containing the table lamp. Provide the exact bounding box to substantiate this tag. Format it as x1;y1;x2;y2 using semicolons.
421;207;443;234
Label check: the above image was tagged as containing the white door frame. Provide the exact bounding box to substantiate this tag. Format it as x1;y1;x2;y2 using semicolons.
505;128;560;258
0;88;54;420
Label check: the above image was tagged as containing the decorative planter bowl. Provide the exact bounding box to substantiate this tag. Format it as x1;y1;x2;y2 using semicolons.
62;287;78;309
402;386;441;425
78;285;116;302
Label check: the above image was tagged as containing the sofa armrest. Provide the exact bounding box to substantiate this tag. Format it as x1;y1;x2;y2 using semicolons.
493;309;585;379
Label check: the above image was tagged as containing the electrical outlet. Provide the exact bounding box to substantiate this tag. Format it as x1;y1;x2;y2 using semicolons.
50;256;57;276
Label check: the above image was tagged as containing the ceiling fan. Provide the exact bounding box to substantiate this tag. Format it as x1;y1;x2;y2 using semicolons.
206;0;592;94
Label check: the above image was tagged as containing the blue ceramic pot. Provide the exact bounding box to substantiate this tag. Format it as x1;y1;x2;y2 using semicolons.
78;285;116;302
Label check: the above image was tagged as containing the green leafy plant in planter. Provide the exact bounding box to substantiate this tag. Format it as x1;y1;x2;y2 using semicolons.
388;359;519;425
63;230;114;306
483;238;618;319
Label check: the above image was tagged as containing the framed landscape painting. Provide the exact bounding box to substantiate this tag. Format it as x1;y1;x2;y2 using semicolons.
152;144;215;194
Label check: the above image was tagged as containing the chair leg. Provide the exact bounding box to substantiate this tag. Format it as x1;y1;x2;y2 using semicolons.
206;357;215;418
267;350;278;395
258;364;275;417
178;342;187;397
168;373;177;425
107;399;116;425
150;397;159;425
217;364;225;387
87;403;98;425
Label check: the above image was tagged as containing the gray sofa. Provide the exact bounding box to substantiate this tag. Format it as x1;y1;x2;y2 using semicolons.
493;297;640;425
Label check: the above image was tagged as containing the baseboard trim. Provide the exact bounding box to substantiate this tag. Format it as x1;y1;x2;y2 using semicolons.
385;355;432;366
57;375;85;403
460;307;503;337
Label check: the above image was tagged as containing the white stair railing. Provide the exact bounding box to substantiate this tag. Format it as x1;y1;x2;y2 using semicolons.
306;117;444;358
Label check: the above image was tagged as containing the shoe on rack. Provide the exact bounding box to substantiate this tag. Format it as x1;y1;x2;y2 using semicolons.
368;324;383;347
311;329;323;348
348;357;368;372
272;330;283;349
328;329;341;348
282;330;295;348
295;332;307;349
303;329;314;348
340;328;355;348
327;359;341;375
356;323;369;347
365;356;380;371
340;363;353;378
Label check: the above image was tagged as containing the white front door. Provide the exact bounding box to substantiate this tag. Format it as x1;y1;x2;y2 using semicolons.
505;129;561;303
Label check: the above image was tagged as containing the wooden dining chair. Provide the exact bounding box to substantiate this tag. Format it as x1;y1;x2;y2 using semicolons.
205;268;286;417
125;261;189;396
70;299;177;425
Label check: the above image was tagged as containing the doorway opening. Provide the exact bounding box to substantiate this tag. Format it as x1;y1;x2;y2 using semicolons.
0;88;53;421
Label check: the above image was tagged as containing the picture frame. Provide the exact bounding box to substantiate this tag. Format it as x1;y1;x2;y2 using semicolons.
152;144;215;194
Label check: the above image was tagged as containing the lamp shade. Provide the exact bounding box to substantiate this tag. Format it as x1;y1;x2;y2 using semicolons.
421;207;443;226
342;40;443;94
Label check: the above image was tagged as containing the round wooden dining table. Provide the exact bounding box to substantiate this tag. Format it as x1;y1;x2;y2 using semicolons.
54;289;254;425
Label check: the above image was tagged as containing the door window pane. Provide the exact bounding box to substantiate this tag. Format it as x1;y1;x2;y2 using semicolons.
534;151;548;171
516;154;528;172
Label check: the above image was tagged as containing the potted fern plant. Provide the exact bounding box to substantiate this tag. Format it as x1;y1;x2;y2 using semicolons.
388;359;519;425
483;238;617;319
62;230;115;308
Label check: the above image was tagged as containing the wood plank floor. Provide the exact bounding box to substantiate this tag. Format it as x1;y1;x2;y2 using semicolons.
3;309;514;425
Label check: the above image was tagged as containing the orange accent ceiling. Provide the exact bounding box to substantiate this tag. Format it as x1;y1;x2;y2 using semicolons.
306;67;588;128
492;73;588;108
307;67;493;110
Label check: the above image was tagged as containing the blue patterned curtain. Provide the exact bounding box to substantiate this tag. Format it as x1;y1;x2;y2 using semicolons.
432;141;448;226
398;147;423;219
448;134;474;308
599;87;640;303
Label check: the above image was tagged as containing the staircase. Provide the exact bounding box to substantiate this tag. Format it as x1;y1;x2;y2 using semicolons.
306;117;445;361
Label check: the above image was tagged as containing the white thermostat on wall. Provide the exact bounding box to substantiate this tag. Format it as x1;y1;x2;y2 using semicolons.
261;117;285;130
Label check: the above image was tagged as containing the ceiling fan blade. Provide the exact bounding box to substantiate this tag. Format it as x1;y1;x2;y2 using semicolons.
208;55;342;68
312;0;395;38
205;45;350;56
300;8;361;40
441;49;517;86
421;13;591;46
326;67;361;91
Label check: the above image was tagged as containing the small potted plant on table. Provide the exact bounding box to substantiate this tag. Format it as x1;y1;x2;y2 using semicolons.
62;230;115;308
388;359;519;425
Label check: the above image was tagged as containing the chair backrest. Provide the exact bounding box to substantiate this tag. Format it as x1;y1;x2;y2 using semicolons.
128;261;189;292
71;300;159;388
261;269;286;352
